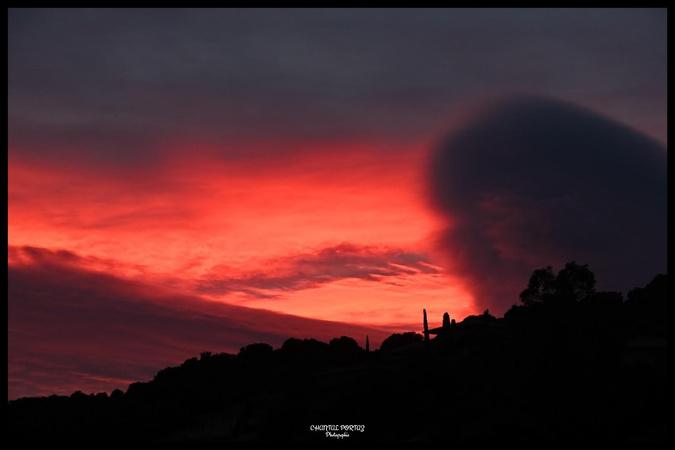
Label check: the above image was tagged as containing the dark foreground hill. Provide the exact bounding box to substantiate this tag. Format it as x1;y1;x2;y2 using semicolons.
8;263;667;442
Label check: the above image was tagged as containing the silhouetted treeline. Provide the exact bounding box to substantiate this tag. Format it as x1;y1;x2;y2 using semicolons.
7;263;667;441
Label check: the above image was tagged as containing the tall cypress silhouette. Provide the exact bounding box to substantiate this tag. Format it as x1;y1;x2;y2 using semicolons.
442;312;451;328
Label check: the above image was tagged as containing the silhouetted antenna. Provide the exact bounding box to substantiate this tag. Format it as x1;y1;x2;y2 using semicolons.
423;309;430;343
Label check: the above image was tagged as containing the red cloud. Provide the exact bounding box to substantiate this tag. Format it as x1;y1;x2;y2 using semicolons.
196;243;441;296
8;246;391;399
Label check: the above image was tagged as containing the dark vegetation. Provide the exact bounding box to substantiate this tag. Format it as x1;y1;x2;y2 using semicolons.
8;262;667;441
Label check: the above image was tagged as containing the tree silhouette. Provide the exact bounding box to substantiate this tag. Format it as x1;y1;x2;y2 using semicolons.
520;262;596;306
519;265;556;305
7;263;667;442
380;332;423;352
555;261;595;303
329;336;362;352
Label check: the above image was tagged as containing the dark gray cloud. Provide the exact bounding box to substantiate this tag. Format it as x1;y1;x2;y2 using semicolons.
8;245;390;399
197;243;439;296
429;96;666;313
8;8;666;167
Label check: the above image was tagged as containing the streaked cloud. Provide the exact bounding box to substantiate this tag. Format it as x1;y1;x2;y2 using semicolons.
8;247;392;399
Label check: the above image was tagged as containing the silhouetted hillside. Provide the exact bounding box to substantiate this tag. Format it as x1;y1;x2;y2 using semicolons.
7;263;667;442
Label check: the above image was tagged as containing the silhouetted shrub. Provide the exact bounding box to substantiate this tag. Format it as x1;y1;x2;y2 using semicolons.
329;336;362;353
380;332;423;352
238;343;274;360
110;389;124;400
70;391;87;401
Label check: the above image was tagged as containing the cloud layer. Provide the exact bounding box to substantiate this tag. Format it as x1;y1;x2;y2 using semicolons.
8;246;391;399
196;243;440;296
9;9;666;169
429;96;666;313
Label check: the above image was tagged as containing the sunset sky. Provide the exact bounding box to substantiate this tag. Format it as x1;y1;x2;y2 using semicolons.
8;8;667;399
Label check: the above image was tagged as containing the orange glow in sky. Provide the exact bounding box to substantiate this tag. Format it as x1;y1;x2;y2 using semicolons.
8;141;478;330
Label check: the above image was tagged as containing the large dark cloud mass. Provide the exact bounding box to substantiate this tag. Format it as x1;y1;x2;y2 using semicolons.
8;8;666;166
429;96;666;313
